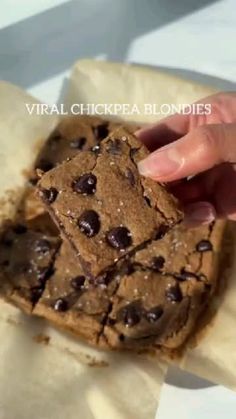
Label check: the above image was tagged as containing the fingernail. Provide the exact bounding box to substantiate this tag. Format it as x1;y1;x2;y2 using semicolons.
184;202;216;226
138;147;184;179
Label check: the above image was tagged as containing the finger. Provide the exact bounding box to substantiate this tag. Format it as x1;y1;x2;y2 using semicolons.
136;92;236;151
208;163;236;219
138;123;236;182
136;113;189;151
170;163;236;221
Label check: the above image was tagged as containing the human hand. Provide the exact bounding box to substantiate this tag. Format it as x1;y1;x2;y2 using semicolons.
137;92;236;225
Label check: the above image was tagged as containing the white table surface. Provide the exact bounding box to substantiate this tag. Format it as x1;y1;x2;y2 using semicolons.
0;1;236;418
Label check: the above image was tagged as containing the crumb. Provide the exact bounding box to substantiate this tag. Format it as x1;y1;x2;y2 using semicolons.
33;333;50;345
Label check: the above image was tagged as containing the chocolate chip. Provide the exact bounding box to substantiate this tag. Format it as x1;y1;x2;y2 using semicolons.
78;210;100;237
37;159;54;172
34;239;51;254
53;298;68;312
106;139;122;155
30;286;44;304
196;239;213;252
174;269;198;282
71;275;85;290
130;147;139;157
146;306;163;323
121;304;141;327
106;227;132;250
70;137;86;149
39;187;58;204
125;168;135;186
72;173;97;195
93;123;109;141
151;256;165;271
13;224;27;234
166;285;183;302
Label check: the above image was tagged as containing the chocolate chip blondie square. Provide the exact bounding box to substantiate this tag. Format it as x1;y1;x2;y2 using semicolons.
37;127;182;279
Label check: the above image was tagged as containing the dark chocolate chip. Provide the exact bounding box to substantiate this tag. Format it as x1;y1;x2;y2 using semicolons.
146;306;163;323
13;224;27;234
166;285;183;302
30;286;44;304
106;139;122;155
71;275;86;290
196;239;213;252
72;173;97;195
53;298;68;312
78;210;100;237
106;227;132;250
37;159;54;172
34;239;51;254
174;269;198;282
130;147;139;157
93;123;109;141
70;137;86;149
121;304;141;327
125;168;135;186
39;187;58;204
151;256;165;271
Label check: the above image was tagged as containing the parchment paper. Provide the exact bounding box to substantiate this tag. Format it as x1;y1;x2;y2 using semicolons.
0;81;167;419
65;59;236;390
64;59;218;123
0;81;57;223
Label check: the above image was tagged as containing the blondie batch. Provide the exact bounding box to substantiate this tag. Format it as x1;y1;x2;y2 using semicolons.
0;116;226;352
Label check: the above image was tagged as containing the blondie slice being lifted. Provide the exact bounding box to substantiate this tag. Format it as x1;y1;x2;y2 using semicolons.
37;127;182;279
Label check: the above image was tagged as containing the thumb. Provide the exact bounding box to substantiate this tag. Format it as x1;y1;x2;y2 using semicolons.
138;123;236;182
